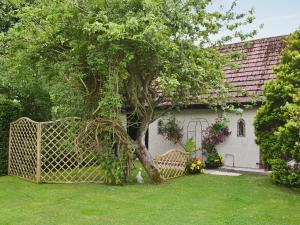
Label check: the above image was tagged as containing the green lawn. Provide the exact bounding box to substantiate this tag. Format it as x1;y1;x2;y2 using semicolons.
0;173;299;225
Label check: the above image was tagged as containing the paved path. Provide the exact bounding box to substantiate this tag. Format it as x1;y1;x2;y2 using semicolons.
206;170;241;176
221;166;271;175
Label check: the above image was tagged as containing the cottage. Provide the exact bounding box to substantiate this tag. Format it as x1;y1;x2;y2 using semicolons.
147;35;286;169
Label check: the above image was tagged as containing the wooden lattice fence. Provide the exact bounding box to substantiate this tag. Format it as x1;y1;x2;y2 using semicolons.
155;149;190;179
9;117;190;183
9;117;105;183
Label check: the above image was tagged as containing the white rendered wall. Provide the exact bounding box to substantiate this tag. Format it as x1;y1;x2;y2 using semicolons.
148;108;260;169
148;109;218;156
217;108;260;169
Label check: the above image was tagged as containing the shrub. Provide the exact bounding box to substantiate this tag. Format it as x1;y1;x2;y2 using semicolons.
269;159;300;187
205;151;224;169
254;31;300;166
0;98;21;175
100;153;127;185
186;157;205;174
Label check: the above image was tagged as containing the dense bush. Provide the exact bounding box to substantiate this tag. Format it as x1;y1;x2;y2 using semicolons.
205;152;224;169
0;98;21;175
254;31;300;166
18;87;52;122
269;159;300;187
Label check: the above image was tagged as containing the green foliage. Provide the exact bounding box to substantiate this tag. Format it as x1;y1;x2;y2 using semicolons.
186;157;204;174
0;0;257;181
0;84;52;121
157;116;183;144
0;0;256;119
183;138;196;153
100;152;127;185
18;86;52;121
0;97;21;175
254;30;300;166
0;1;17;33
0;0;34;33
269;159;300;187
98;131;133;185
205;151;224;169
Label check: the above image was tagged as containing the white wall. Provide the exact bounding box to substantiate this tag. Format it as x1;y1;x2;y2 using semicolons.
148;108;260;169
148;109;218;156
217;108;260;169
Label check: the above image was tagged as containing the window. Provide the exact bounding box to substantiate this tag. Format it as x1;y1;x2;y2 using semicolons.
237;119;245;137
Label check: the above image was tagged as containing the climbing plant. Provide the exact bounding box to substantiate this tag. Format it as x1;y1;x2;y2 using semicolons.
202;117;231;153
202;117;230;168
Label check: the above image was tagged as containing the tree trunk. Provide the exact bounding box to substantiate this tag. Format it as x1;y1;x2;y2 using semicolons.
134;141;164;183
134;124;164;183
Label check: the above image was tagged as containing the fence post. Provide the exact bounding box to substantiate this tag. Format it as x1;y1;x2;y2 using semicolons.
36;122;42;183
8;123;13;175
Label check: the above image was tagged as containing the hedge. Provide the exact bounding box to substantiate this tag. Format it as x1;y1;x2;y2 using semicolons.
0;98;21;175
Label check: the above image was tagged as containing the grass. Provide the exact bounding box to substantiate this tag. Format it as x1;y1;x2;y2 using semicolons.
0;171;299;225
41;165;105;183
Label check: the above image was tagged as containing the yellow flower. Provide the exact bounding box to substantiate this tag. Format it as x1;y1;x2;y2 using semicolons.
190;166;194;170
196;166;199;169
214;159;219;162
220;157;224;163
191;163;196;167
201;169;206;174
196;160;201;165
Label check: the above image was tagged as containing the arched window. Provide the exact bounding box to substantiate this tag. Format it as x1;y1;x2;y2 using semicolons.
237;119;245;137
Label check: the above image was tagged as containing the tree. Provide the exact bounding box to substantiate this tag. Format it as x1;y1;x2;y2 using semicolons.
0;0;20;33
0;0;256;182
254;30;300;166
0;0;51;122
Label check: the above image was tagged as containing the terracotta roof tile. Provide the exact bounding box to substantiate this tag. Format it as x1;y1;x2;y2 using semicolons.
222;35;286;102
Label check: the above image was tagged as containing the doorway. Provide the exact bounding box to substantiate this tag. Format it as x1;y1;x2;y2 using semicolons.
127;114;149;149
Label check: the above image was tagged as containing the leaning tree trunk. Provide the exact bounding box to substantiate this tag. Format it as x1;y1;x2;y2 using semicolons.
134;125;164;183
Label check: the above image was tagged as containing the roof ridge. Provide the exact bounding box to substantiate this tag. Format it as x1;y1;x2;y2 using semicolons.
223;34;288;47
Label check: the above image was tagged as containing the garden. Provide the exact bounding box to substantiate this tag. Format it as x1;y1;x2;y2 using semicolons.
0;0;299;224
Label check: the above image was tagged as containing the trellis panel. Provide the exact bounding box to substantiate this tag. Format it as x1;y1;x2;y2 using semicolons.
155;149;189;180
8;118;38;181
9;117;105;183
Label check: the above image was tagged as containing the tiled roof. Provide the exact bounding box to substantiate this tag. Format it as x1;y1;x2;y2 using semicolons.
222;35;286;103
